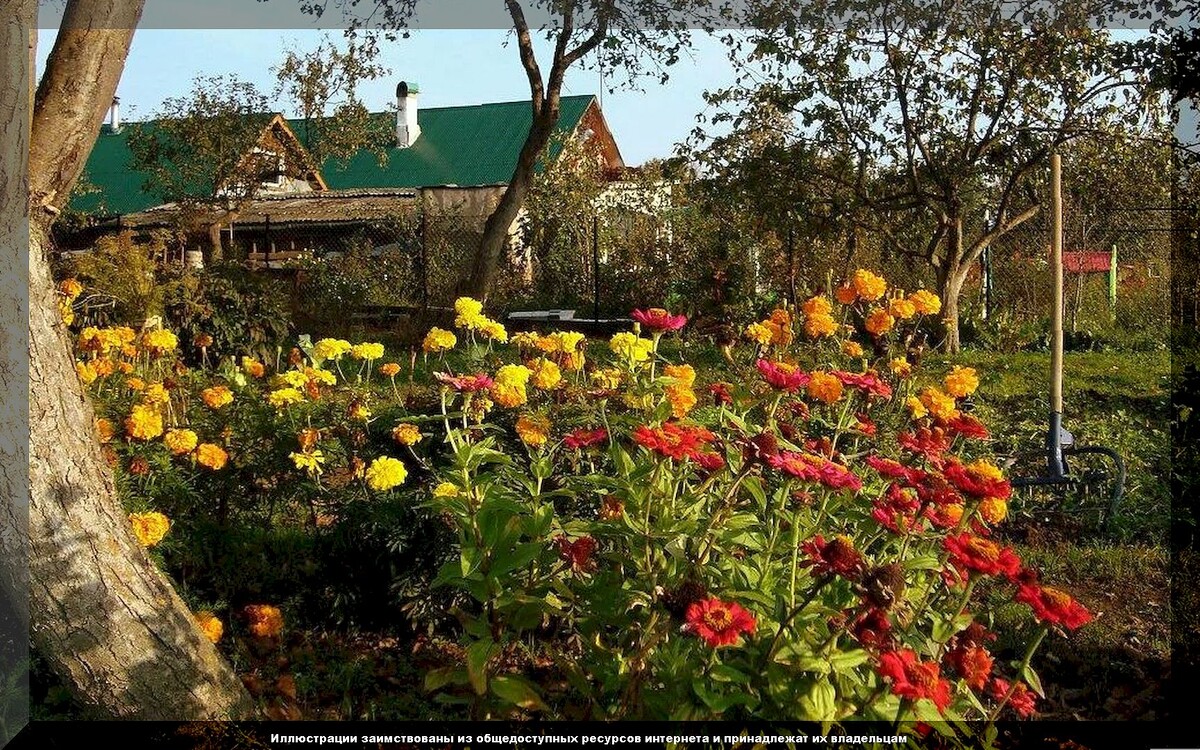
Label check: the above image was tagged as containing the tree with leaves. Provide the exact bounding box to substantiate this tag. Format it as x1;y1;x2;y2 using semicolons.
703;0;1172;350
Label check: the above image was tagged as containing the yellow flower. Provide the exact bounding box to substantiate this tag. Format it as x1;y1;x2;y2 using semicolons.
433;482;460;498
666;385;698;418
422;327;457;353
609;332;654;363
842;341;864;358
350;342;385;361
267;387;305;408
908;289;942;315
141;328;178;355
306;367;337;386
966;459;1004;482
801;296;833;317
479;318;508;342
453;297;485;328
242;357;266;378
195;611;224;644
200;385;233;409
549;331;586;353
889;358;913;378
591;368;623;390
348;400;371;421
76;360;98;384
141;382;170;407
365;456;408;492
129;511;170;547
622;391;655;411
852;269;887;301
512;331;542;349
275;370;309;389
93;358;116;377
195;443;229;470
944;366;980;398
807;371;843;404
529;357;562;390
803;313;838;338
492;364;532;408
864;308;895;336
380;362;402;378
744;322;773;347
312;338;352;362
918;386;959;421
164;428;199;455
979;497;1009;524
392;423;423;446
289;449;326;476
906;396;928;419
515;413;551;447
663;364;696;387
125;404;164;441
888;297;917;320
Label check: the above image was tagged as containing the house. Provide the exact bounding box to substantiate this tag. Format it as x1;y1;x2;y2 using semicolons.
68;84;628;277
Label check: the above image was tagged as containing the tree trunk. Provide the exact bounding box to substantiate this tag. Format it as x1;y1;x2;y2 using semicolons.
462;109;559;298
207;221;224;264
938;264;967;354
5;0;255;719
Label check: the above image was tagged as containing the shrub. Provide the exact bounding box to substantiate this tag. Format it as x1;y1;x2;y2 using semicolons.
59;230;176;326
163;263;293;365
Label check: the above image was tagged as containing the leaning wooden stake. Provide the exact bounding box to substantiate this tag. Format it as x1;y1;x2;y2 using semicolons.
1048;153;1066;476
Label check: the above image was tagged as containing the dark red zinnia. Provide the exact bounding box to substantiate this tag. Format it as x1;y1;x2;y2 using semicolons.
564;427;608;449
801;535;866;580
852;608;894;649
435;371;494;393
988;678;1037;718
946;413;990;440
683;597;756;647
707;382;734;406
556;535;598;571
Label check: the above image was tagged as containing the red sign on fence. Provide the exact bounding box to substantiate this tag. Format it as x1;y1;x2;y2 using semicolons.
1060;250;1113;274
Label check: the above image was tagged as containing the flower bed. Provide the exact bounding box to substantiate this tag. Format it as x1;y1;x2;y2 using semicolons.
62;270;1092;727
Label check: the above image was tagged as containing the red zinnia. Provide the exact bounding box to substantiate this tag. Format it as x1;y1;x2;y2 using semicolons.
945;644;994;690
943;534;1022;578
756;359;811;392
631;307;687;332
865;455;926;487
944;460;1012;500
851;608;893;649
694;450;726;471
564;427;608;449
1014;583;1093;630
435;371;494;393
707;382;734;406
898;427;951;466
832;370;893;399
988;678;1037;718
683;597;756;647
877;649;952;713
769;451;862;492
556;535;598;571
946;413;990;440
632;422;716;462
801;535;866;580
872;483;921;534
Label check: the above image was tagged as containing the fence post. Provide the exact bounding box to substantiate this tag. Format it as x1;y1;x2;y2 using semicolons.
592;214;600;321
1109;244;1118;317
787;221;796;308
420;209;429;308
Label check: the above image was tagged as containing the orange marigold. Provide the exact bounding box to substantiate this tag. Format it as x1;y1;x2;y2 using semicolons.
807;371;844;404
865;308;895;336
195;443;229;470
244;604;284;638
852;269;888;301
195;611;224;644
200;385;233;409
129;511;170;547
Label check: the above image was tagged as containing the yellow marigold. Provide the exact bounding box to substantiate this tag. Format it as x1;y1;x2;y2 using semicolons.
842;341;865;358
609;332;654;363
906;396;928;419
479;318;508;342
268;387;305;408
515;413;551;447
591;368;622;390
95;418;116;443
966;459;1004;482
433;482;460;498
200;385;233;409
422;327;457;353
380;362;402;378
141;382;170;407
242;356;266;378
804;313;838;338
528;357;562;390
275;370;308;389
195;611;224;644
919;387;959;421
561;349;585;372
888;297;917;320
163;428;199;455
908;289;942;315
550;331;586;353
666;385;698;418
141;328;178;354
622;391;655;411
348;400;371;421
975;495;1006;523
129;511;170;547
852;269;888;301
312;338;352;361
244;604;284;639
865;308;895;336
365;456;408;491
889;358;913;378
453;297;485;328
801;296;833;317
289;449;326;476
835;284;859;305
663;364;696;387
744;321;773;347
351;342;385;361
766;309;794;346
807;371;844;404
195;443;229;470
492;377;530;409
125;404;164;440
75;360;98;384
306;367;337;386
944;366;980;398
392;423;423;446
58;278;84;299
512;331;542;349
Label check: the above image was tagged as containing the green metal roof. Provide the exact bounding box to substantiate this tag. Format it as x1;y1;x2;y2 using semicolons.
70;95;597;218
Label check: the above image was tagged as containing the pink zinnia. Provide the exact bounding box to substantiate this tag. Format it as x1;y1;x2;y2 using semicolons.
756;359;811;392
435;371;494;393
631;308;687;332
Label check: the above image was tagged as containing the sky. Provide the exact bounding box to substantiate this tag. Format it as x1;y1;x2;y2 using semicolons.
34;28;744;166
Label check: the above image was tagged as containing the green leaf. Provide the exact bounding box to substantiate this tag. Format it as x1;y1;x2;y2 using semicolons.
460;545;484;578
491;675;549;712
827;649;870;673
465;638;495;696
904;555;942;570
709;664;752;684
1021;663;1046;698
423;666;463;692
491;542;543;576
799;680;837;721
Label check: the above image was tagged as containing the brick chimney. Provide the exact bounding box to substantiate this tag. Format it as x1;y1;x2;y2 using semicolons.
396;81;420;148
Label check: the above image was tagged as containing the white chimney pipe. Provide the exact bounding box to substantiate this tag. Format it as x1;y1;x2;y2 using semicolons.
396;81;420;148
110;96;120;132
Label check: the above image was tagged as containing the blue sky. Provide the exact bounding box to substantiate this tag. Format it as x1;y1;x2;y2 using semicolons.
35;29;743;166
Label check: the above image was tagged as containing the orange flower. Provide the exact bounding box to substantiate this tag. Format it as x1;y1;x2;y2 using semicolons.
835;284;858;304
807;371;844;404
244;604;284;638
380;362;402;378
865;309;895;336
944;366;980;398
852;269;887;301
195;443;228;470
129;511;170;547
200;385;233;409
195;611;224;644
908;289;942;315
95;418;116;443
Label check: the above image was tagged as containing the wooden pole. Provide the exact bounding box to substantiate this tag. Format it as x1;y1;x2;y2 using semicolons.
1051;153;1064;415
